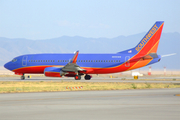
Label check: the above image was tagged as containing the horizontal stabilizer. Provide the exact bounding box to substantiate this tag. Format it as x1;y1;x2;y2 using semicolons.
161;53;176;57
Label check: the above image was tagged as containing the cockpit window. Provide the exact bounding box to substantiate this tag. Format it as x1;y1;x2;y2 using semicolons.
12;58;17;62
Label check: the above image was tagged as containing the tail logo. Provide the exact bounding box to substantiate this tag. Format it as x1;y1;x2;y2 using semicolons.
135;24;158;52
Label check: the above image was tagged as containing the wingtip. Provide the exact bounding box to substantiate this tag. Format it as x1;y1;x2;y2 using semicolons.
74;50;79;54
76;50;79;54
161;53;176;57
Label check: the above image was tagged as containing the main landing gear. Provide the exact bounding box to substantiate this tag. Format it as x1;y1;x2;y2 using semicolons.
74;74;92;80
75;75;81;80
84;74;91;80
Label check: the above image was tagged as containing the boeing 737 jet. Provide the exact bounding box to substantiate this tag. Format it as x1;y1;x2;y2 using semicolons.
4;21;164;80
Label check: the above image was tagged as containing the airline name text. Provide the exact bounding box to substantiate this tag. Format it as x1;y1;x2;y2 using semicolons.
135;24;158;52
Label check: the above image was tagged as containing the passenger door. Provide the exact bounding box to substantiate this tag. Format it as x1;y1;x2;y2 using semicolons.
125;56;130;67
22;56;28;66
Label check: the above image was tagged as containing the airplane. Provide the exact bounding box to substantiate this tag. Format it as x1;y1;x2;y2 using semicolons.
4;21;164;80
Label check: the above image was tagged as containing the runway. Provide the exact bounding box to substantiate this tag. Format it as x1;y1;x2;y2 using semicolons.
0;88;180;120
0;76;180;83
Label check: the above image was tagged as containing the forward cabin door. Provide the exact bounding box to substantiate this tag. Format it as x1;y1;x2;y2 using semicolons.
22;56;28;66
125;56;130;67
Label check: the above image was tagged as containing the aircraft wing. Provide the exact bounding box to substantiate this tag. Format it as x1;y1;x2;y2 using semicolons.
69;51;79;63
61;51;86;73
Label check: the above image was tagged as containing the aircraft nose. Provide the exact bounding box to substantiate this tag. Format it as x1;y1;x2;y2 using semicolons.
4;62;10;70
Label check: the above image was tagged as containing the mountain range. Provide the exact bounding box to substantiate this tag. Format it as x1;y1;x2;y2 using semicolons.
0;32;179;70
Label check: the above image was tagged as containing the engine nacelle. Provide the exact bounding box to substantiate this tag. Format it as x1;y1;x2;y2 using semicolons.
44;67;65;77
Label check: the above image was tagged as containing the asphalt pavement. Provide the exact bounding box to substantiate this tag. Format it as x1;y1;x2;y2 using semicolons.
0;88;180;120
0;76;180;83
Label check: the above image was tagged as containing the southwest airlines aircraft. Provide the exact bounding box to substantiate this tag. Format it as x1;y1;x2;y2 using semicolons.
4;21;164;80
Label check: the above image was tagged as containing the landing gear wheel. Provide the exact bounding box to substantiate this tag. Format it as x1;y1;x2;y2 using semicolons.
75;75;81;80
21;75;25;80
84;75;92;80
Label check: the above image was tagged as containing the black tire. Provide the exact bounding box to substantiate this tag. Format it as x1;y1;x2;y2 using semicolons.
84;75;91;80
75;75;81;80
21;76;25;80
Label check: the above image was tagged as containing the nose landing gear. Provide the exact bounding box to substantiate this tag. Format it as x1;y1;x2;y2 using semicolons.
21;74;25;80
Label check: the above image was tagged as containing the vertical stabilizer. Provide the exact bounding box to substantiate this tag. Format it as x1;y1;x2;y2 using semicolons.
135;21;164;55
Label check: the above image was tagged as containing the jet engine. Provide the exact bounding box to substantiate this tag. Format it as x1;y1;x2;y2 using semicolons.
44;67;65;77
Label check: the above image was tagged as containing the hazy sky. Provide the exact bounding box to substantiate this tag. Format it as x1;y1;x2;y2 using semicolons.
0;0;180;39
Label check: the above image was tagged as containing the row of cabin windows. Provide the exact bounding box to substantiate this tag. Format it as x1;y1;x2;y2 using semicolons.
29;60;55;63
28;60;121;63
75;60;121;63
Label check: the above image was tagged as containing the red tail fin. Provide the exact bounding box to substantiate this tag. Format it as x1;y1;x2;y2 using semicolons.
135;21;164;55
